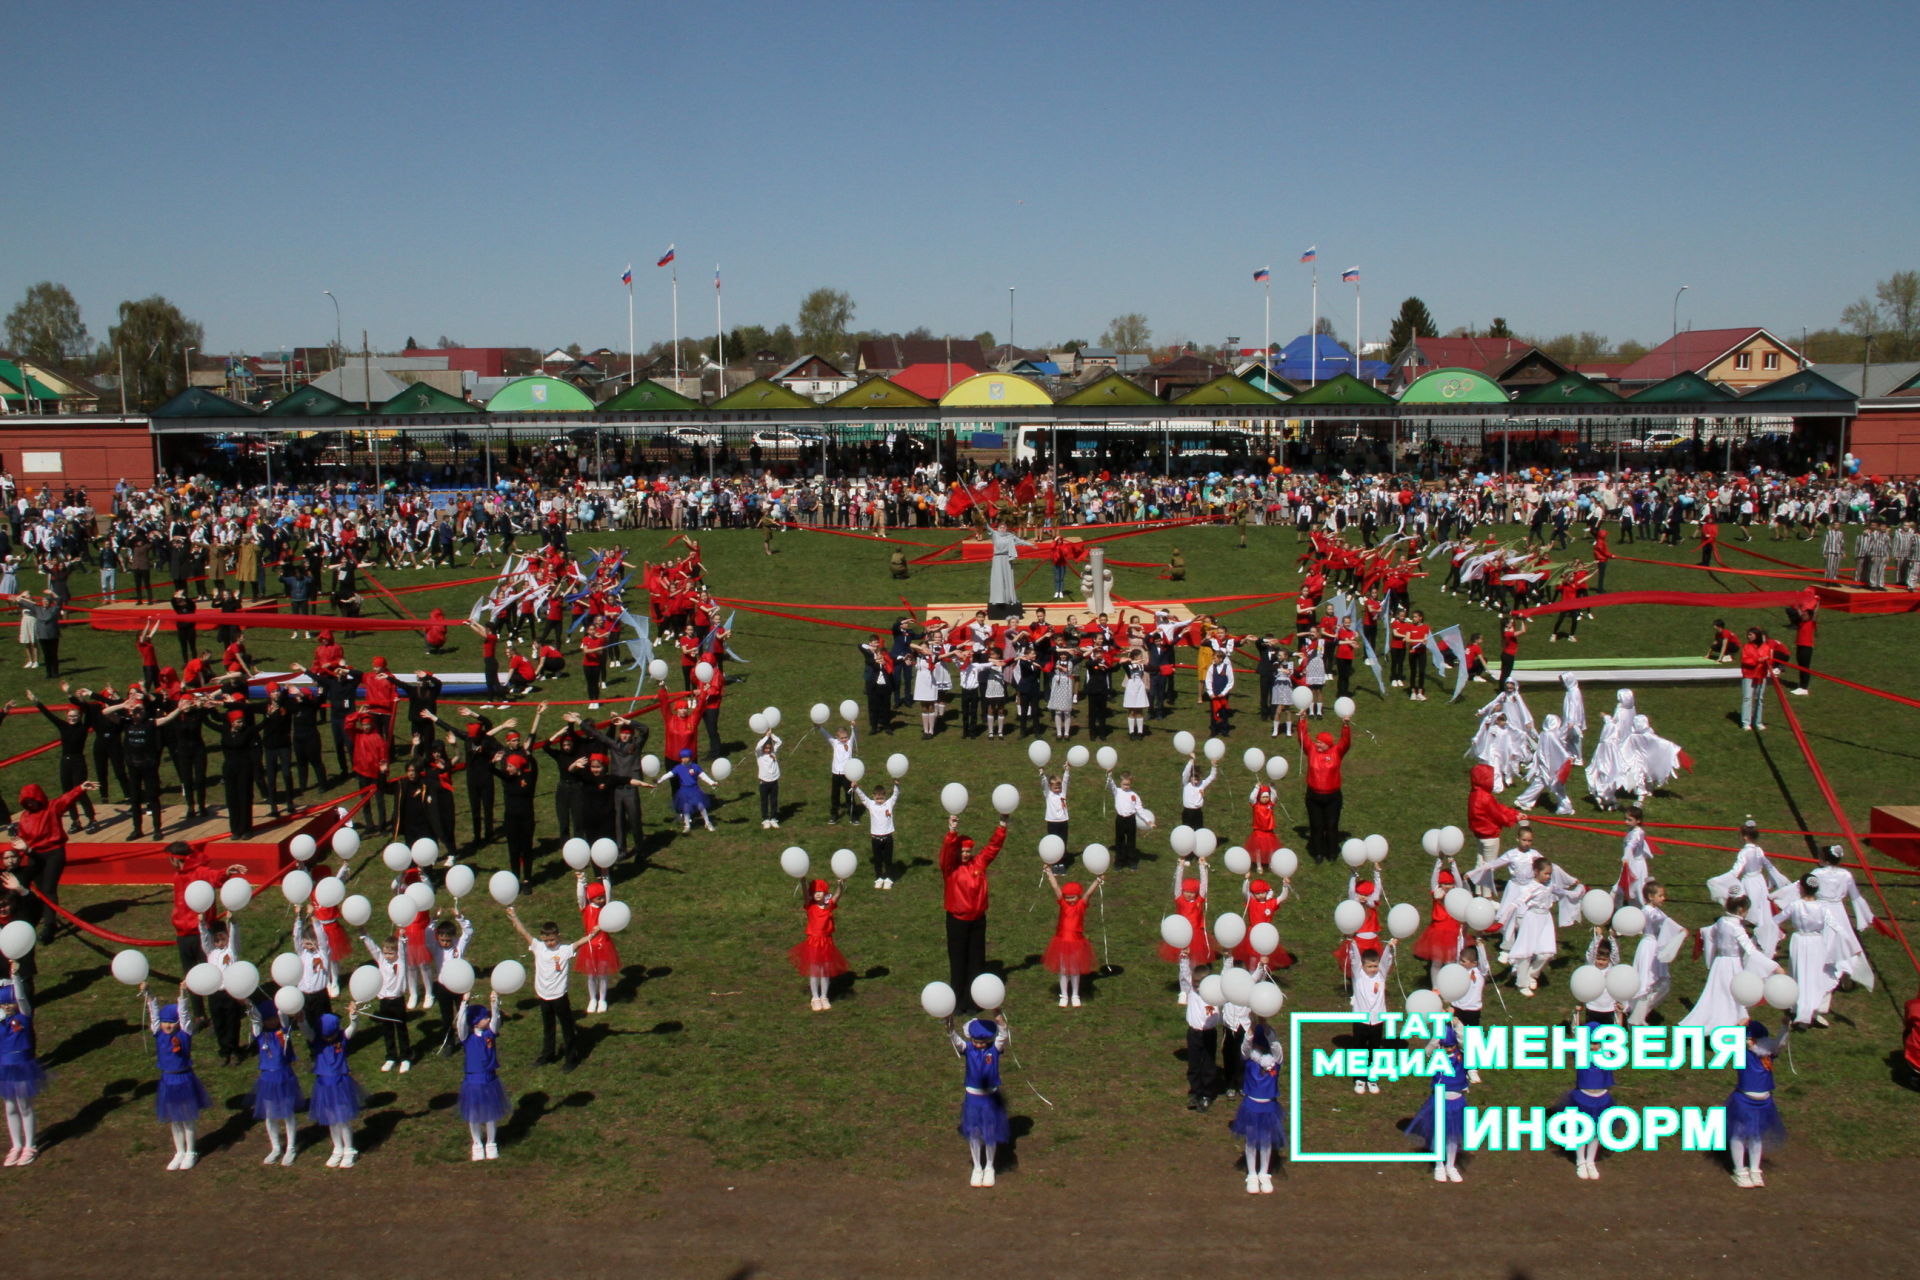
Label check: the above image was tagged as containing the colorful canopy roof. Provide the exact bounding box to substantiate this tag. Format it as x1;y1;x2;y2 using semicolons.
483;376;594;413
1398;367;1509;404
597;379;702;412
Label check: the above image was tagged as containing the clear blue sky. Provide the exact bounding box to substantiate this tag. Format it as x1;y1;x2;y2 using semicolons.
6;0;1915;358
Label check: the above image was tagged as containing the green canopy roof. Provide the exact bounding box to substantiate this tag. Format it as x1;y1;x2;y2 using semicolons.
599;379;703;412
264;384;357;416
1170;374;1280;406
1287;373;1393;405
1239;366;1300;398
1737;370;1857;403
151;387;258;418
1056;372;1164;407
0;358;59;403
1512;372;1623;405
824;376;935;409
484;376;594;413
712;378;815;410
1399;367;1509;404
380;382;477;414
1628;371;1736;403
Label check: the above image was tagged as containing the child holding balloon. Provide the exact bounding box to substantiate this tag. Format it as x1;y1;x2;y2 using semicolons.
0;966;43;1166
1346;940;1395;1094
1727;1017;1790;1188
455;991;509;1160
1161;858;1213;968
246;995;304;1166
1042;867;1102;1007
310;1005;366;1168
575;874;621;1015
1404;1018;1468;1181
848;779;900;889
291;904;338;1034
139;980;211;1170
357;930;414;1073
945;1010;1011;1186
1233;877;1294;969
1038;764;1071;851
790;877;849;1011
1229;1018;1285;1194
428;908;476;1050
1178;757;1217;830
1245;778;1282;866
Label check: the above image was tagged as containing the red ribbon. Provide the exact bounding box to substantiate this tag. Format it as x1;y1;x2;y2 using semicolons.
31;888;175;947
1777;662;1920;711
1516;588;1808;618
87;609;440;633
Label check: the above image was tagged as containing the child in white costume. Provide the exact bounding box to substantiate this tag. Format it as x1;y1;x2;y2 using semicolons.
1514;712;1576;815
1680;896;1784;1028
1498;857;1581;996
1806;845;1876;990
1707;821;1790;955
1627;880;1689;1025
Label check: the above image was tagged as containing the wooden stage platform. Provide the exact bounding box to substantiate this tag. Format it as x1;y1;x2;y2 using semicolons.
1869;806;1920;869
1812;585;1920;615
920;599;1198;628
64;801;333;886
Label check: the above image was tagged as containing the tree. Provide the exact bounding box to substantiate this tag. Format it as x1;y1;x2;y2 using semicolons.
1312;315;1340;342
1100;313;1151;353
1614;339;1649;365
904;325;934;341
404;335;419;350
796;287;856;356
1487;317;1513;339
1875;270;1920;359
1840;297;1879;342
1387;297;1437;355
972;331;995;351
435;334;461;348
1533;331;1612;365
5;282;89;368
108;295;204;410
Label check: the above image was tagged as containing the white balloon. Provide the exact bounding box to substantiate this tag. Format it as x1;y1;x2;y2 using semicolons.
387;896;419;928
763;706;782;728
1081;844;1111;876
1291;686;1313;711
1763;973;1800;1011
780;847;810;879
830;848;858;880
382;843;413;873
1333;696;1356;720
1435;963;1471;1002
1421;829;1442;857
1334;901;1366;934
920;981;957;1019
1465;898;1499;932
1249;922;1280;955
648;658;669;681
111;949;150;985
348;964;382;1003
331;827;361;859
1220;967;1256;1008
270;953;302;987
219;876;254;913
1213;911;1247;949
591;838;620;869
1203;737;1227;763
1095;745;1118;771
281;870;314;905
1066;745;1090;768
1438;825;1466;857
1387;903;1422;939
1223;846;1251;876
341;894;372;927
1569;965;1607;1004
1169;825;1196;856
1405;989;1443;1015
411;838;439;867
839;758;862;785
1611;906;1647;937
440;958;476;995
1197;974;1226;1007
598;901;632;934
840;699;860;723
405;881;435;912
694;661;715;684
1606;965;1642;1002
445;864;475;899
1265;755;1290;781
1172;730;1196;756
1250;982;1286;1018
1028;740;1052;767
748;712;769;737
1444;888;1473;921
1340;839;1368;868
710;757;734;782
990;784;1019;815
562;839;592;870
1242;747;1267;773
1363;834;1389;863
810;702;830;725
222;961;260;1001
940;783;970;815
183;881;216;914
1581;889;1615;926
1160;915;1194;949
0;921;34;960
313;876;346;909
1271;848;1299;878
969;973;1006;1011
1731;972;1767;1008
488;871;519;907
273;986;306;1017
640;754;662;779
1193;829;1218;859
1037;835;1066;866
490;959;527;995
886;753;910;779
289;834;318;862
185;963;223;997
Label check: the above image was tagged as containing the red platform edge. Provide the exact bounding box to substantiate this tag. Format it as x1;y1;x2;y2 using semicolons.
1813;586;1920;615
1867;806;1920;870
64;811;330;886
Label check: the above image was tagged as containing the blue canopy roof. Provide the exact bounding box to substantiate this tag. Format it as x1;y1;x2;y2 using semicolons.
1261;335;1390;385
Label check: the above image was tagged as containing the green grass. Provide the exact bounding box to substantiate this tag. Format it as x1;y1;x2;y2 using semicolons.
12;518;1920;1191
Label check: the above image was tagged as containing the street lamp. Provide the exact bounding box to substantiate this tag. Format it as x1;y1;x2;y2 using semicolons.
183;346;197;393
1670;285;1690;376
1008;288;1016;353
323;290;341;371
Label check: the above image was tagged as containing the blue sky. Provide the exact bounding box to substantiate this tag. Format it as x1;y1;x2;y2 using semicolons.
5;0;1915;358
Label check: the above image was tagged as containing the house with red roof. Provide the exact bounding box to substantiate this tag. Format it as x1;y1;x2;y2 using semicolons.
1614;327;1803;391
1389;336;1568;393
892;362;975;399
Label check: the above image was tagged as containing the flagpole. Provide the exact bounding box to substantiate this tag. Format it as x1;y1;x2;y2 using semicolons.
627;278;635;386
714;264;724;390
1310;263;1319;387
1263;278;1271;381
671;263;681;391
1353;279;1362;381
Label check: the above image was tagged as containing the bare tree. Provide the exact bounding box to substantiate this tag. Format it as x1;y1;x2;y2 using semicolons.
5;282;89;367
1100;313;1151;353
797;288;856;356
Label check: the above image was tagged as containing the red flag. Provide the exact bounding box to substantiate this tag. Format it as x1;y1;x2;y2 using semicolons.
1014;474;1036;506
945;485;974;518
983;479;1004;508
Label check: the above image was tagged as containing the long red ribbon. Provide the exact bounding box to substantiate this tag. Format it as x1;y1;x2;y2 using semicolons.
87;609;439;633
1777;662;1920;711
1516;588;1807;618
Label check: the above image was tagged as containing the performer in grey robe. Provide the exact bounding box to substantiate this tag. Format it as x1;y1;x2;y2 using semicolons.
987;521;1031;617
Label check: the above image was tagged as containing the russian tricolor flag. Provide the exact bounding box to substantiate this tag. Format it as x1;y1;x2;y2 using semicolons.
656;245;676;267
1299;245;1317;263
1252;266;1270;282
620;264;632;285
1341;266;1360;283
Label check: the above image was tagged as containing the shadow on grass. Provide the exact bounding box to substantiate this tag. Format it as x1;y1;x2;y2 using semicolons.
37;1075;138;1149
355;1091;414;1153
500;1088;595;1143
44;1016;136;1070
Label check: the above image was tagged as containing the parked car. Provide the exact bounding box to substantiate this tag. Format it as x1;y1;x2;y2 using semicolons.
649;426;722;449
750;429;802;448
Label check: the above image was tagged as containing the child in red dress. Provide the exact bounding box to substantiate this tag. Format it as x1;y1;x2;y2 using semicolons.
789;878;849;1011
1233;877;1295;969
1413;865;1466;982
575;873;622;1014
1158;857;1213;968
1245;782;1281;867
1042;868;1103;1007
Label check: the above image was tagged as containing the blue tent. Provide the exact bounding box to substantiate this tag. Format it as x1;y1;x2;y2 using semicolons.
1262;335;1391;385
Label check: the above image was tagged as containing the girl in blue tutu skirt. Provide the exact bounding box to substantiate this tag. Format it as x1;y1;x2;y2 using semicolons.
945;1012;1010;1188
1228;1018;1285;1194
1728;1018;1789;1188
140;982;212;1170
456;993;512;1161
248;997;306;1167
1404;1020;1470;1183
0;967;45;1166
311;1007;367;1169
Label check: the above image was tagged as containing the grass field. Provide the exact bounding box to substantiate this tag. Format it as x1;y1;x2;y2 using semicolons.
8;516;1920;1216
